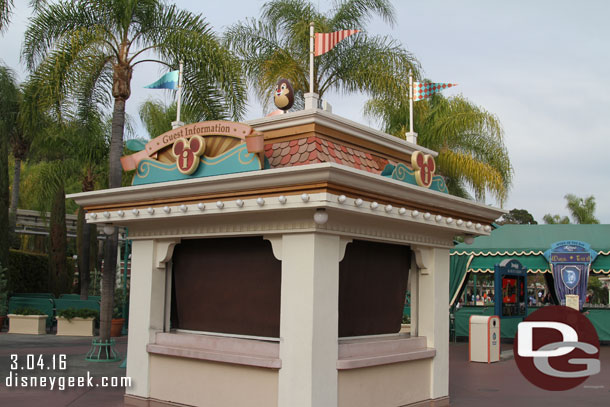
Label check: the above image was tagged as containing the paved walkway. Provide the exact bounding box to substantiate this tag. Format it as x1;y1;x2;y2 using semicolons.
1;332;608;406
0;332;128;407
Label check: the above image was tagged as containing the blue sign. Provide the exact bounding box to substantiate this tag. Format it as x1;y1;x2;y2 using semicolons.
544;241;597;310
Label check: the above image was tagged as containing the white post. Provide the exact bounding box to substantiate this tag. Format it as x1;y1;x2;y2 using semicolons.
406;71;418;144
277;233;340;407
417;247;450;401
172;61;184;129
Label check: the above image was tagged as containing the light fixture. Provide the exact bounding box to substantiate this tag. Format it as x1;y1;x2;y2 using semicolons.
278;195;287;204
424;212;431;220
235;199;244;208
411;210;419;218
90;213;97;220
103;224;115;235
399;208;407;215
301;193;310;202
384;204;393;213
216;201;224;209
132;208;139;216
179;204;188;212
197;203;205;211
256;197;265;206
464;235;475;245
338;195;347;204
354;198;363;207
147;207;155;215
435;215;443;222
117;210;124;217
446;217;454;224
313;208;328;225
103;211;110;218
370;201;378;210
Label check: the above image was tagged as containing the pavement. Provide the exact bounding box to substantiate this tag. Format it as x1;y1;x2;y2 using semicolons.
0;331;128;407
1;332;609;406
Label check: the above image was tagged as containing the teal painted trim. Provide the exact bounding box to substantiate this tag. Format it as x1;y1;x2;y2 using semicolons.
133;143;262;185
381;162;448;194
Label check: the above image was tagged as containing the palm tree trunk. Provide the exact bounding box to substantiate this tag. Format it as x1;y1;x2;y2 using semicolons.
78;207;91;299
49;184;67;297
99;97;127;343
10;157;20;212
0;132;9;269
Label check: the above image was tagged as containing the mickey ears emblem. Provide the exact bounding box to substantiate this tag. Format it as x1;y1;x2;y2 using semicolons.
274;78;294;111
171;136;206;175
411;151;436;188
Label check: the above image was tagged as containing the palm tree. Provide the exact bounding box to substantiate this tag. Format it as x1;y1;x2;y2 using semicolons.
0;1;46;33
544;194;599;224
139;99;211;139
225;0;419;111
542;214;570;224
23;0;246;344
365;92;512;202
565;194;599;224
0;65;18;269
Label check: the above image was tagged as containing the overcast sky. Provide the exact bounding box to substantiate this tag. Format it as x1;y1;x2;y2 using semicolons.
2;1;609;223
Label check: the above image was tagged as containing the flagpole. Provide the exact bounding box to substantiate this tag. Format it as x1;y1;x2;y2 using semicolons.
409;71;413;134
406;70;417;144
309;22;314;94
305;22;319;109
172;62;184;129
176;61;184;123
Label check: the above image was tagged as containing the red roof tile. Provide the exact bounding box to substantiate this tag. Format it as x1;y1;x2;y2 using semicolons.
264;136;395;175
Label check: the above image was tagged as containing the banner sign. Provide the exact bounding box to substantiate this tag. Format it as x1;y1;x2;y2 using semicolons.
544;241;598;310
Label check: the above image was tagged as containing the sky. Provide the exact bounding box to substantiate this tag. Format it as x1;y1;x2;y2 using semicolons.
2;0;609;223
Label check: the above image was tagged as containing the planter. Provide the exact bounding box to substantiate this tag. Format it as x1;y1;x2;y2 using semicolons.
245;132;265;153
111;318;125;337
56;316;95;336
8;314;47;335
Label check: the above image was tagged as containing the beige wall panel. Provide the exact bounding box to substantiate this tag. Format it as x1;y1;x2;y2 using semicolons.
338;360;431;407
149;354;278;407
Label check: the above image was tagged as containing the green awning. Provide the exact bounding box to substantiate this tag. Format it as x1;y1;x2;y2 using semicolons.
452;224;610;274
449;225;610;305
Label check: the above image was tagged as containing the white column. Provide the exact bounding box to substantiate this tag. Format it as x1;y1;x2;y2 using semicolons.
125;239;175;397
417;247;450;399
277;233;341;407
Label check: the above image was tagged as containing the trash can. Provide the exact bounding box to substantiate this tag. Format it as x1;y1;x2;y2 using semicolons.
469;315;500;363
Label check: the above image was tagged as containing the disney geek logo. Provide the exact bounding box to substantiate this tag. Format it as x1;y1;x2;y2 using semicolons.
513;306;600;391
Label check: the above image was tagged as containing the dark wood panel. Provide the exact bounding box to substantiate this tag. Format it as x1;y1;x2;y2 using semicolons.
171;237;281;337
339;240;410;337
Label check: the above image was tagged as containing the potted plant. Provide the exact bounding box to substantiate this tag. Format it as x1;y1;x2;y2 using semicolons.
400;314;411;334
56;308;98;336
8;307;47;335
111;288;126;337
0;262;7;331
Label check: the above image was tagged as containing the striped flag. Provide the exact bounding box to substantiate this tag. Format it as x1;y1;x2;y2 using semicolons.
314;29;359;56
144;70;179;90
412;82;457;101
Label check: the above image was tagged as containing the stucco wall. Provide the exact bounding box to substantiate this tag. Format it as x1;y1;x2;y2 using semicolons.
149;354;278;407
338;359;431;407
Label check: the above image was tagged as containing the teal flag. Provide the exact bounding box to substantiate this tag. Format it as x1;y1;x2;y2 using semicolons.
144;70;179;89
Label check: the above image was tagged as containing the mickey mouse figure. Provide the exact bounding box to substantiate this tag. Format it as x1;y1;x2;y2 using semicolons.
171;135;206;175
